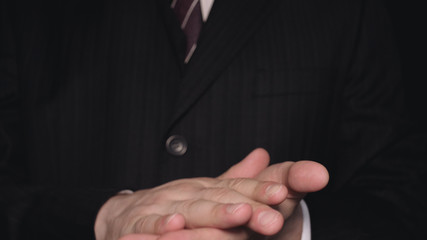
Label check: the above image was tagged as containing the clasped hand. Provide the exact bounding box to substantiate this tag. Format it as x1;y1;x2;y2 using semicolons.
95;149;329;240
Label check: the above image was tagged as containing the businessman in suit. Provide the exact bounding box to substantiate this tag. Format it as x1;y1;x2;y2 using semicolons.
1;0;426;239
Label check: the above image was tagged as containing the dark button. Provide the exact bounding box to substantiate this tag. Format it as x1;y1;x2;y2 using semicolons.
166;135;188;156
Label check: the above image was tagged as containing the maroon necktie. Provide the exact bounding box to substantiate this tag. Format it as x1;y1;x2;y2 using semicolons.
172;0;203;62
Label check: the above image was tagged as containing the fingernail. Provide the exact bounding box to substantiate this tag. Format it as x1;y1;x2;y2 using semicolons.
258;211;280;226
266;184;284;197
226;203;245;214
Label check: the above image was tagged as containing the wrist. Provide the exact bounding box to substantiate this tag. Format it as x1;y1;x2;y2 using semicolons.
94;190;134;239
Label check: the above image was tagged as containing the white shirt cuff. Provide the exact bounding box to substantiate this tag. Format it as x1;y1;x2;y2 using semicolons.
300;199;311;240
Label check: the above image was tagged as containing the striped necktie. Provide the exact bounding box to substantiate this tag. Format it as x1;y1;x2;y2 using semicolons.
172;0;203;63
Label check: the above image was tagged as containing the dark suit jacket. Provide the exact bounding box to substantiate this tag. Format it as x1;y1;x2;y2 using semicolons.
1;0;426;239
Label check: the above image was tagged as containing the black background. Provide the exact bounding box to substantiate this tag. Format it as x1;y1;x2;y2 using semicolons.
384;1;426;134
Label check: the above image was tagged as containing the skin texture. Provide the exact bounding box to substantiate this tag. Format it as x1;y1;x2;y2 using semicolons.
95;149;329;240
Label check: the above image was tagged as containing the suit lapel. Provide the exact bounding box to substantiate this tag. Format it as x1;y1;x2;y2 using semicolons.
167;0;278;132
157;0;187;73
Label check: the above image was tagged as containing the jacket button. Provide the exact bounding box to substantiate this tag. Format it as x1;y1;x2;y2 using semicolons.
166;135;188;156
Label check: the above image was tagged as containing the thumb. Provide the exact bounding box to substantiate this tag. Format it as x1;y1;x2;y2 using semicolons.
256;161;329;198
255;160;329;220
219;148;270;179
287;161;329;194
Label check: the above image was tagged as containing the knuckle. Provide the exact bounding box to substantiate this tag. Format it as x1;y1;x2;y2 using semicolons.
177;199;199;213
133;216;153;233
226;178;247;189
206;187;234;201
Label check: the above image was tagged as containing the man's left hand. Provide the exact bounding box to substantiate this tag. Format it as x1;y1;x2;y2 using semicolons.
118;149;329;240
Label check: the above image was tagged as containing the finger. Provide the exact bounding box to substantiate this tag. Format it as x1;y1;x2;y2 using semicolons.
255;160;329;219
219;148;270;179
172;197;284;236
287;160;329;194
217;178;288;205
120;234;159;240
132;213;185;235
158;227;249;240
256;161;328;198
248;207;285;236
172;200;253;229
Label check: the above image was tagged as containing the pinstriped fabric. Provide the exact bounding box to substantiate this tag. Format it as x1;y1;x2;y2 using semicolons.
4;0;412;192
14;0;183;188
0;0;406;189
2;0;426;239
